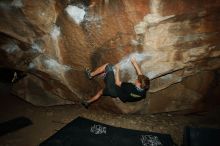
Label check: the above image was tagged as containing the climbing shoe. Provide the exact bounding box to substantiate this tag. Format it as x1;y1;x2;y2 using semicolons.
85;68;92;79
81;101;90;109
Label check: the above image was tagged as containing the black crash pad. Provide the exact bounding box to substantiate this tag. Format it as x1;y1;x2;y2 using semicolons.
40;117;174;146
0;117;32;136
183;126;220;146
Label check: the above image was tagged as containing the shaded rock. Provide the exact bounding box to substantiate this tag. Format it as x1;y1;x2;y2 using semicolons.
145;71;215;113
11;72;76;106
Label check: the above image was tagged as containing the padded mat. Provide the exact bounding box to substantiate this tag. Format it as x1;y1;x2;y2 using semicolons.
40;117;174;146
183;126;220;146
0;117;32;136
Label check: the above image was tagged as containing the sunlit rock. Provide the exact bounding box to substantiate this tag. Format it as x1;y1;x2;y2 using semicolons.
0;0;220;113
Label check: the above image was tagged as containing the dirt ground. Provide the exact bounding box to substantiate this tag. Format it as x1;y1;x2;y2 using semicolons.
0;83;220;146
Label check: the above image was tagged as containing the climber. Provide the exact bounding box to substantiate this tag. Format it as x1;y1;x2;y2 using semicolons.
81;57;150;108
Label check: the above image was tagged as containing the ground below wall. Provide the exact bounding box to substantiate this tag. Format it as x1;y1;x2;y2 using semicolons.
1;83;220;146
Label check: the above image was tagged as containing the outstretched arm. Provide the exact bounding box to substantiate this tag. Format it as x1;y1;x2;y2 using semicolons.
115;64;122;86
131;57;143;75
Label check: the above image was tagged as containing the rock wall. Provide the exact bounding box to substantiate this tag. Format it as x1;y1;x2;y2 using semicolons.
0;0;219;113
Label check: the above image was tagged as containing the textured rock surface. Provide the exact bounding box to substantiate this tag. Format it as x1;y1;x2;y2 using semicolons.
0;0;220;113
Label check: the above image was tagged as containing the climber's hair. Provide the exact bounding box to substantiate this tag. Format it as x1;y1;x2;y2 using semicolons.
138;75;150;90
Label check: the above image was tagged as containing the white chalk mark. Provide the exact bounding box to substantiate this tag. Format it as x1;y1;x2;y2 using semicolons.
11;0;23;8
1;41;20;54
43;58;71;73
28;62;35;69
31;42;43;53
150;0;162;14
50;25;61;40
65;5;86;24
